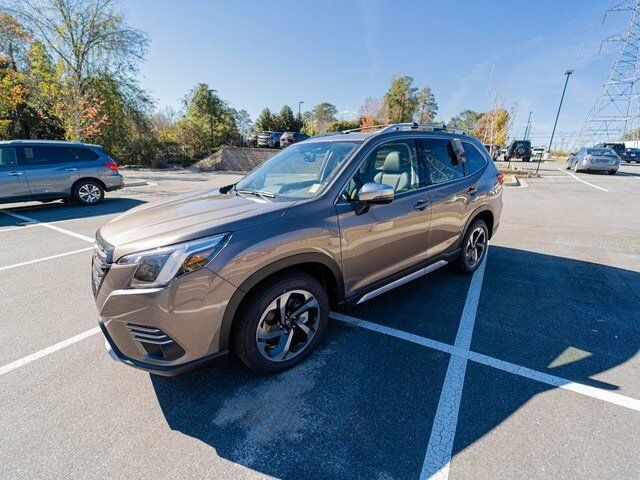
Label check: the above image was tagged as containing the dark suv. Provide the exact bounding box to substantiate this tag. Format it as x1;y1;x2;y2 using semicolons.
93;123;503;375
505;140;532;162
280;131;310;147
0;140;123;205
595;142;625;160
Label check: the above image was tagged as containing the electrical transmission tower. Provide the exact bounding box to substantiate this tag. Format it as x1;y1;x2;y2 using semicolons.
575;1;640;148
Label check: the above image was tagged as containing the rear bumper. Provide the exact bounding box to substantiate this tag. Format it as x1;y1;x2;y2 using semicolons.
581;163;619;171
104;175;124;191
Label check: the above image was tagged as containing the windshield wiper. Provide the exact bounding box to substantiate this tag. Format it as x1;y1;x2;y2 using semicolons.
235;188;276;200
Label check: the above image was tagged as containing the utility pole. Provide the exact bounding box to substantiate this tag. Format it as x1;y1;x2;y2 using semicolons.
208;88;216;152
542;69;573;173
524;111;533;140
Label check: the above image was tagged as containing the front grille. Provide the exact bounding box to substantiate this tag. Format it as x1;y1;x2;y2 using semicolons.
127;323;185;361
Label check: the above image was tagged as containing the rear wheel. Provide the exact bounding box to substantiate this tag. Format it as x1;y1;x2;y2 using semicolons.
609;170;617;175
73;180;104;205
453;219;488;274
232;271;329;373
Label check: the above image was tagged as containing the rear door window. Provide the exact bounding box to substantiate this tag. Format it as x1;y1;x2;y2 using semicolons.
418;138;464;184
462;142;488;175
21;146;75;165
0;147;17;166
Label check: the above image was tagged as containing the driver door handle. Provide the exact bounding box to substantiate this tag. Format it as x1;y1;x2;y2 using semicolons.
8;171;23;176
414;199;429;211
65;168;78;172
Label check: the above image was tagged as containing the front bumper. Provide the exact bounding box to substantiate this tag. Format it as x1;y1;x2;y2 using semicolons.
95;264;238;376
101;323;228;376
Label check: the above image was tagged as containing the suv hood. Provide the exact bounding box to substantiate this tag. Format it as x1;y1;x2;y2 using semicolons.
99;188;294;261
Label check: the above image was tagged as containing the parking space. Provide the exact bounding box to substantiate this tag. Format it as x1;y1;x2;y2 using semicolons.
1;167;639;479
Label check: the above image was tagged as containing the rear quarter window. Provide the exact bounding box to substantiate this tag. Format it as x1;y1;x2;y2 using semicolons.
462;143;488;175
72;148;99;161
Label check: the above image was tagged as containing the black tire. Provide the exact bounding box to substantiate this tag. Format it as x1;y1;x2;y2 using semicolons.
523;156;531;162
232;271;330;373
609;170;617;175
73;180;104;205
453;219;489;274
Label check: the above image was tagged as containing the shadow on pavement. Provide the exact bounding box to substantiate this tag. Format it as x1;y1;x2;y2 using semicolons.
0;197;146;227
151;246;639;479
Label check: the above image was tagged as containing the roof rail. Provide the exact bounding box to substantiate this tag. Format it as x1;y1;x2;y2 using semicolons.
378;122;466;135
309;131;343;139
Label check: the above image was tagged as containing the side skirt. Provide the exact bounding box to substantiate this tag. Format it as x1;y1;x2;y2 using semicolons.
355;259;448;305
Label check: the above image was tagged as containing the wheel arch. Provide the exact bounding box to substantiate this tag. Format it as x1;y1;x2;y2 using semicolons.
71;177;106;195
462;207;495;241
217;253;344;350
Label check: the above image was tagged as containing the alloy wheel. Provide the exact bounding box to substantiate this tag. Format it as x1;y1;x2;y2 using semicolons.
78;183;101;203
465;226;487;268
255;289;320;362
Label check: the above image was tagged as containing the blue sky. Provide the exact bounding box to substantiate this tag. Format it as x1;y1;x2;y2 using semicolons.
125;0;627;146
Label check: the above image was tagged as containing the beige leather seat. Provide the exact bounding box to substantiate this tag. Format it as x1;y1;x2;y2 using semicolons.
374;151;411;192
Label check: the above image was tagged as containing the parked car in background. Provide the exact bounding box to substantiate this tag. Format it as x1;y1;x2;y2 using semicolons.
246;134;258;147
624;147;640;163
93;123;503;376
566;147;620;174
595;142;625;160
483;144;500;161
531;146;545;159
280;131;310;147
257;131;283;148
505;140;532;162
0;140;122;206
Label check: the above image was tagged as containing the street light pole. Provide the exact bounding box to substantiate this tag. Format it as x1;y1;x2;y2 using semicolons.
542;69;573;172
208;88;216;153
298;101;304;117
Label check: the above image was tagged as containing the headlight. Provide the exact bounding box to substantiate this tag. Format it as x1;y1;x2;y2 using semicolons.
117;233;230;288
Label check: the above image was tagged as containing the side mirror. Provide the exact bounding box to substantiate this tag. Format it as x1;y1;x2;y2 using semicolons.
357;182;394;204
450;138;466;164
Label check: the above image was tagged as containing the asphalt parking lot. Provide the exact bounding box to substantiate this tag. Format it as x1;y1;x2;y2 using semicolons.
1;163;639;479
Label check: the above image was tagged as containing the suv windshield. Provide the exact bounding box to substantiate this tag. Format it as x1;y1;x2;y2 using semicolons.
235;140;360;199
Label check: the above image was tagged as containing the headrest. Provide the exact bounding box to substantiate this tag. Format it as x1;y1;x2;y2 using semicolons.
383;151;402;173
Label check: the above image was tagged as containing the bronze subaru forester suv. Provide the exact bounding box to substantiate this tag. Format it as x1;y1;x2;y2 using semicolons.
93;123;503;375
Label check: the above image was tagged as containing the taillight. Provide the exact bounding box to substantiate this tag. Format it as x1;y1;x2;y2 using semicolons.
496;172;505;185
104;161;119;172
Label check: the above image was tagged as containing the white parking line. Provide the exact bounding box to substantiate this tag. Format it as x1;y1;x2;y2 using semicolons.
330;315;640;413
0;327;100;377
420;258;486;480
0;210;94;243
557;168;609;192
0;247;93;272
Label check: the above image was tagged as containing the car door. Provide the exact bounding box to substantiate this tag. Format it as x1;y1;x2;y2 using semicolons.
419;137;473;259
335;138;431;296
0;146;31;201
17;145;79;197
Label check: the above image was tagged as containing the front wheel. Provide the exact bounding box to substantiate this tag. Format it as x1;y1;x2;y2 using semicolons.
573;162;580;173
73;180;104;205
453;219;488;274
609;170;617;175
232;271;329;373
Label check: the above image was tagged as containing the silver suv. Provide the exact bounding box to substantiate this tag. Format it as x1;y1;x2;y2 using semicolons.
0;140;123;206
93;123;504;375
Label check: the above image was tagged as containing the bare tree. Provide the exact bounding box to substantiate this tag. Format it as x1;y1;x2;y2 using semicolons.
5;0;147;91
